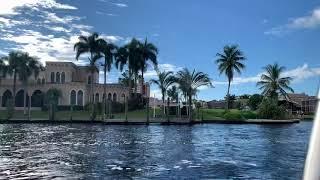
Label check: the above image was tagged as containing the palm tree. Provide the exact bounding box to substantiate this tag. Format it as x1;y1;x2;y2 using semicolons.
150;71;175;117
74;32;105;119
118;70;133;87
176;68;212;122
0;57;7;86
257;63;294;100
17;53;44;117
167;85;179;117
4;51;27;109
100;41;117;117
216;45;246;109
139;38;158;95
115;38;142;97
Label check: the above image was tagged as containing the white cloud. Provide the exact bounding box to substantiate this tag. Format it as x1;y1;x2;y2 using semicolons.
144;63;183;79
96;11;118;16
101;35;124;43
111;3;128;7
0;0;76;15
265;7;320;35
215;64;320;86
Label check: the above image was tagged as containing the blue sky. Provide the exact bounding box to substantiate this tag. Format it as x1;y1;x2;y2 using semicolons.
0;0;319;100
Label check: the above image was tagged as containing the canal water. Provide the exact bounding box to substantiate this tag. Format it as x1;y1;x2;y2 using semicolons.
0;121;313;179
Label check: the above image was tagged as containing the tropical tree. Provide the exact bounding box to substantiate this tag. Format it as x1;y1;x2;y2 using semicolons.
139;38;158;94
17;53;44;117
167;85;179;116
176;68;212;122
115;38;142;96
4;51;26;109
150;71;175;116
0;57;7;86
216;45;246;109
100;40;117;117
74;32;106;119
257;63;294;100
118;70;133;87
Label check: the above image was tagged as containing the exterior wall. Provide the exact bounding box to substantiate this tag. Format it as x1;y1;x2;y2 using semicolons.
0;61;129;109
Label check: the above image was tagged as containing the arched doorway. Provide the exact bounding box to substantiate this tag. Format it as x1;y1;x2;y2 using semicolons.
108;93;112;101
51;72;55;83
31;90;44;107
95;93;99;103
2;90;12;107
15;89;29;107
113;93;117;102
70;90;76;105
77;90;83;106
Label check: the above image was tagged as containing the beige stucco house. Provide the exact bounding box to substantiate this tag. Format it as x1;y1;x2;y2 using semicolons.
0;61;133;110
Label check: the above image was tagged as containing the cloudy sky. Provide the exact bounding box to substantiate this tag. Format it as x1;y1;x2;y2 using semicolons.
0;0;319;100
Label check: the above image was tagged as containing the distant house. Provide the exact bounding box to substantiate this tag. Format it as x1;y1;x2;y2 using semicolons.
279;93;318;114
207;100;226;109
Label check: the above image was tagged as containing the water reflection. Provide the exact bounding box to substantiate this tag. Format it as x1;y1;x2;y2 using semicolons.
0;122;312;179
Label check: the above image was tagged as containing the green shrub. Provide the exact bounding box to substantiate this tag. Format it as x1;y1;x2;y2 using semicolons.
241;111;257;119
223;111;242;120
257;98;288;119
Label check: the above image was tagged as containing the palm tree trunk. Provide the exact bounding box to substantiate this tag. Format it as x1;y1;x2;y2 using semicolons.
104;65;107;118
188;94;192;123
167;97;170;123
162;94;165;117
226;80;231;110
12;71;17;109
23;82;27;115
91;70;95;120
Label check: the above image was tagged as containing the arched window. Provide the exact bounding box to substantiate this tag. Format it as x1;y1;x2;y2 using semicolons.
37;79;41;84
51;72;55;83
42;78;45;84
87;76;92;85
113;93;117;102
95;93;99;103
61;72;65;84
77;90;83;106
108;93;112;100
15;90;29;107
2;90;12;107
31;90;43;107
70;90;76;105
56;72;60;83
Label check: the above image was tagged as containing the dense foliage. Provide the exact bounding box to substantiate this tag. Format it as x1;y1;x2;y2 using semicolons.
257;98;288;119
248;94;263;110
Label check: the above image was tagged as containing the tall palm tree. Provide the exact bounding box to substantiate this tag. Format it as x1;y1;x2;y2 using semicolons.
118;70;133;87
74;32;105;119
0;57;7;86
115;38;142;97
176;68;212;122
100;41;117;116
5;51;26;109
17;53;44;117
216;45;246;109
257;63;294;100
167;85;179;116
150;71;175;116
139;38;158;95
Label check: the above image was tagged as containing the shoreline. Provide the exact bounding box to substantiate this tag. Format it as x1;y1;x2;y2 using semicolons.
0;118;301;125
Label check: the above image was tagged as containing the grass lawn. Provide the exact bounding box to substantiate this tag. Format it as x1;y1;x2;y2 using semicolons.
0;108;257;121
